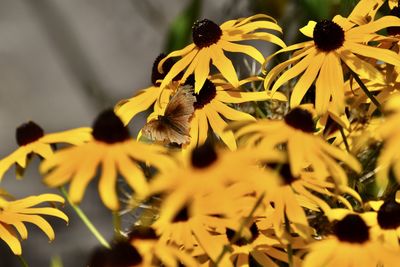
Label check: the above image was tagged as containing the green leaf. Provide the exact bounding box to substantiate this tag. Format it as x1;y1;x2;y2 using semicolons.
164;0;202;53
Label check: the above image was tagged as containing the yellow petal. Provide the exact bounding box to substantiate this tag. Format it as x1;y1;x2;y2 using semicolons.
98;152;119;210
0;224;22;255
219;40;264;64
300;21;316;38
209;45;239;88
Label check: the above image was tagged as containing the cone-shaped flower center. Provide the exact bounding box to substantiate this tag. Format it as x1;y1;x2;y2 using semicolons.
226;223;259;246
192;19;222;48
313;20;345;52
88;241;142;267
191;143;218;169
279;164;298;185
92;109;130;144
377;200;400;229
128;226;158;241
172;204;190;223
284;108;315;133
388;7;400;35
151;53;179;86
16;121;44;146
185;75;217;109
333;214;369;243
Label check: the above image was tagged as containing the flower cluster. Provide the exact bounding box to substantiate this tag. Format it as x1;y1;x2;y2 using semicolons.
3;0;400;266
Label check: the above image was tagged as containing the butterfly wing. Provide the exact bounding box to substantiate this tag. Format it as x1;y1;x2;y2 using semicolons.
142;85;196;145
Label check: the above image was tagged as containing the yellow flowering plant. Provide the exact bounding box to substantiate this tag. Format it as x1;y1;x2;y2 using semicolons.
4;0;400;266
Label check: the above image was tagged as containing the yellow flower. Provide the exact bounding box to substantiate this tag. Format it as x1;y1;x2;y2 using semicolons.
0;121;91;181
129;226;199;267
367;198;400;248
115;53;180;125
264;14;400;115
159;14;286;93
149;75;286;150
0;193;68;255
304;214;400;267
40;109;175;210
235;107;361;185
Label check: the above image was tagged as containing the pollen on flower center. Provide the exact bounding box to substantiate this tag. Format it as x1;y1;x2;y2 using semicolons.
377;200;400;229
192;19;222;48
16;121;44;146
92;109;130;144
313;20;345;52
333;214;369;243
226;223;259;246
190;143;218;169
185;75;217;109
284;108;315;133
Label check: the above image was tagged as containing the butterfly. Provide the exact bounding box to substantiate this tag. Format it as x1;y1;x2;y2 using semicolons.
142;85;196;145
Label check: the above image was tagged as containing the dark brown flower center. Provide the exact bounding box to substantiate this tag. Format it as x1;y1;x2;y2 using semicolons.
192;19;222;48
128;226;158;241
333;214;369;243
284;108;315;133
16;121;44;146
377;200;400;229
226;223;259;246
88;241;142;267
191;143;218;169
151;53;180;86
185;74;216;109
388;7;400;35
313;20;345;52
279;164;298;185
92;109;130;144
172;204;190;223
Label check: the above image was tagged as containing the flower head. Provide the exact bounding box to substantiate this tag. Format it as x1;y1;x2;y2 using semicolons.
0;121;91;181
264;12;400;115
159;15;286;93
41;109;175;210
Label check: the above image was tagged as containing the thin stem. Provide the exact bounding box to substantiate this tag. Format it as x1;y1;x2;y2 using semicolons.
17;255;28;267
339;127;350;153
113;211;122;239
349;69;382;113
214;192;265;265
59;187;110;249
284;214;293;267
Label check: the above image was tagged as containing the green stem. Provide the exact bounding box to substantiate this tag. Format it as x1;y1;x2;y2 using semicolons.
59;187;110;249
17;255;28;267
284;214;293;267
349;69;382;113
214;192;265;265
339;127;350;153
113;211;122;240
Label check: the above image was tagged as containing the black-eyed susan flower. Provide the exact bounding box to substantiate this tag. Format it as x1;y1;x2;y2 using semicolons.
235;107;361;185
0;121;91;180
149;74;286;150
367;197;400;248
264;12;400;115
115;53;180;125
159;15;286;93
128;226;199;267
221;222;304;267
41;109;175;210
0;193;68;255
148;144;282;262
304;214;400;267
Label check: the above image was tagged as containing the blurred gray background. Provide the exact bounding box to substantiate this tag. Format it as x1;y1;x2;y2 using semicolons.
0;0;357;266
